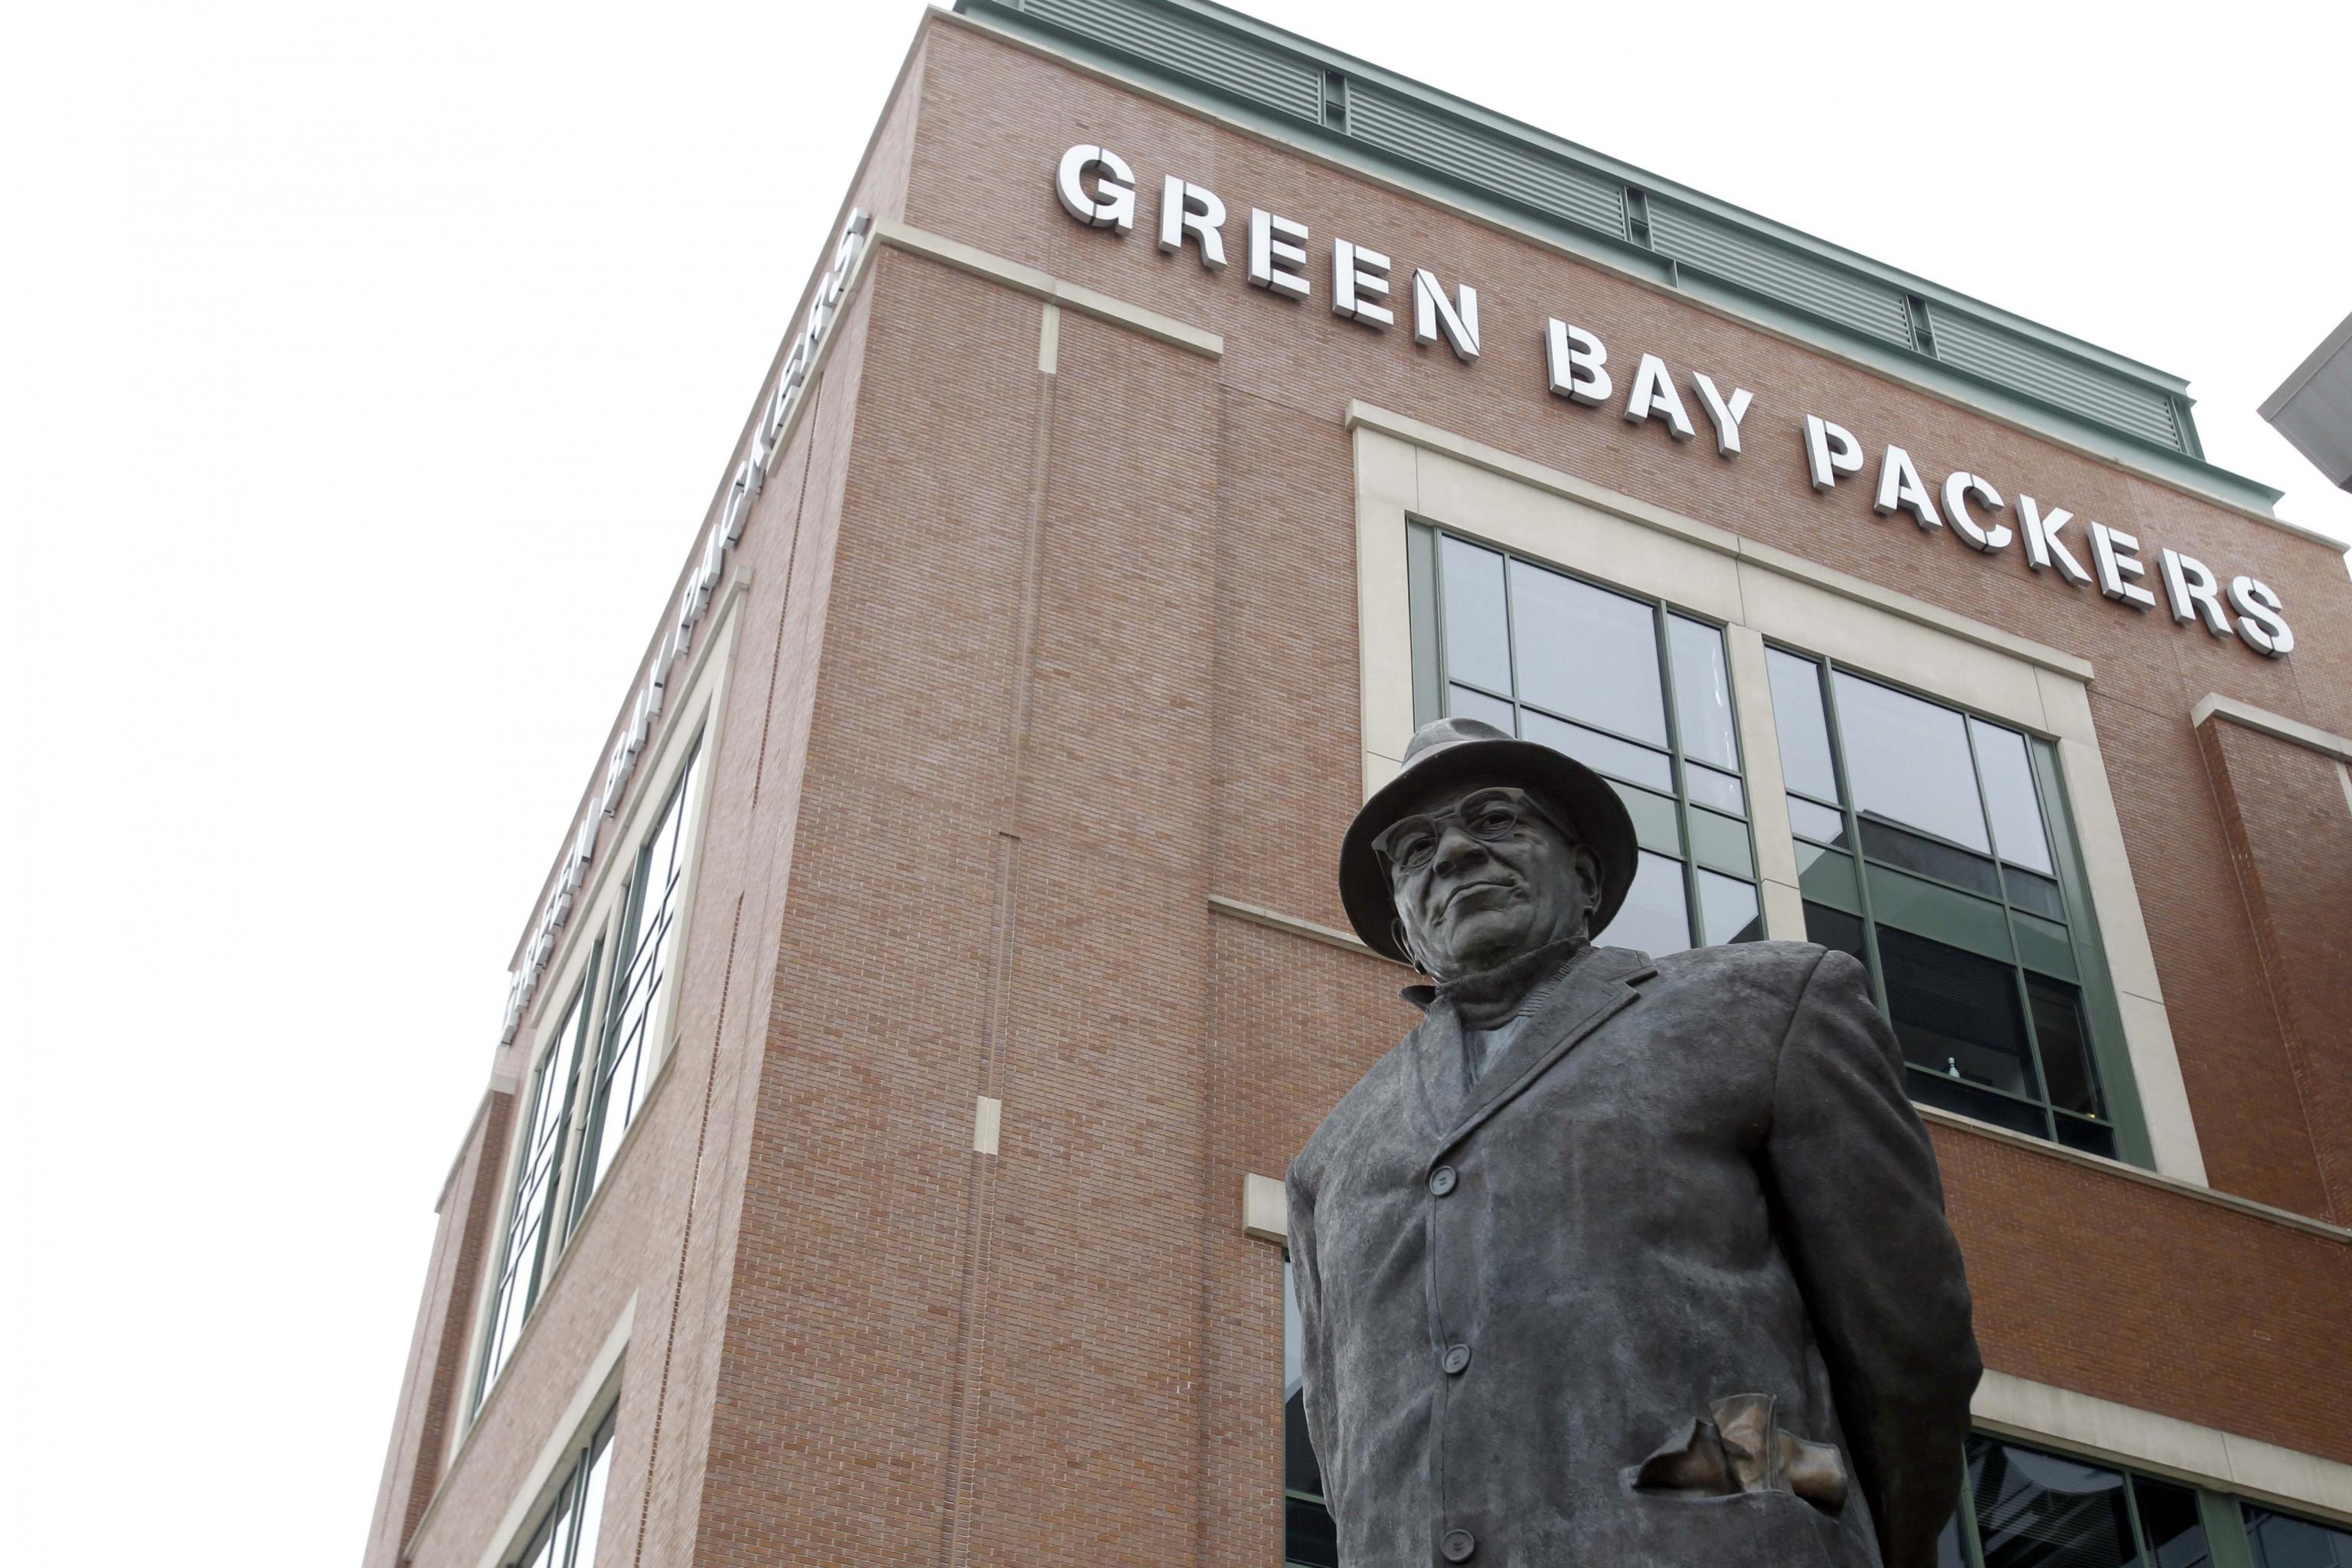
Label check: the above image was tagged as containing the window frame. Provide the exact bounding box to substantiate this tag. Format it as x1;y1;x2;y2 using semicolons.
1352;413;2203;1181
565;729;710;1241
1764;646;2152;1166
1406;518;1765;954
472;940;604;1414
458;577;746;1436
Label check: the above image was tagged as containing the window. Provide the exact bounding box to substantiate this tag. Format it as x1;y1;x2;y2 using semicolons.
1282;1257;1337;1568
1946;1434;2212;1568
569;736;705;1236
505;1407;616;1568
2245;1508;2352;1568
1766;650;2141;1163
1408;524;1764;956
475;946;602;1409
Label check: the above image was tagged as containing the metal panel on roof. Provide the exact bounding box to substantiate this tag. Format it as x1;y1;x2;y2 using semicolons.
1344;80;1626;240
1647;200;1913;348
1927;305;2184;452
1023;0;1324;120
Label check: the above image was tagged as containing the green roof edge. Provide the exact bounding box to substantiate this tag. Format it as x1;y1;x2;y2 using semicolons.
957;0;2285;516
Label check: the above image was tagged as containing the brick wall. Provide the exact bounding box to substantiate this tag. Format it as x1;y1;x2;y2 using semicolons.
368;15;2352;1566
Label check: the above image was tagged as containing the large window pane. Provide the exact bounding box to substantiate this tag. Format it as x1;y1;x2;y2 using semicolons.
1521;708;1673;793
1668;615;1738;772
1858;818;2001;897
1609;850;1692;956
2246;1507;2352;1568
1687;763;1745;816
1767;649;1840;803
1439;535;1511;694
1697;870;1761;946
571;740;705;1235
1878;926;2037;1101
1446;684;1515;733
1787;795;1849;846
1971;718;2055;875
1833;671;1991;853
1970;1436;2135;1568
1508;560;1666;746
479;952;599;1406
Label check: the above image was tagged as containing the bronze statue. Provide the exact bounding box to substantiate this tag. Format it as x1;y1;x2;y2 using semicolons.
1287;716;1981;1568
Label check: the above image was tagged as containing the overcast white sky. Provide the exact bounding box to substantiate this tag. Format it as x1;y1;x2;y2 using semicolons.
4;1;2347;1560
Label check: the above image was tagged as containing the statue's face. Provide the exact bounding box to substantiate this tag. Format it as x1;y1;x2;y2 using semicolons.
1379;780;1599;982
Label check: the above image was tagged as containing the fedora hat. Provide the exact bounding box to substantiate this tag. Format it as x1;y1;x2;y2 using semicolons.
1339;715;1638;966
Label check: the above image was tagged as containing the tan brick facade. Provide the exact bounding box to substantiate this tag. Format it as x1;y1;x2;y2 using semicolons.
365;15;2351;1567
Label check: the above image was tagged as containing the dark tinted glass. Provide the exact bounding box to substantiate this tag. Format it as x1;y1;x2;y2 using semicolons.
2053;1113;2119;1160
1860;816;2002;897
1439;535;1511;693
2005;866;2067;921
1767;650;1841;803
1909;1069;2049;1137
2027;977;2102;1117
1510;558;1667;746
1879;927;2037;1099
2130;1476;2211;1568
1834;671;1992;853
1668;614;1739;771
1803;903;1869;974
1971;1437;2135;1568
2246;1508;2352;1568
1285;1491;1341;1567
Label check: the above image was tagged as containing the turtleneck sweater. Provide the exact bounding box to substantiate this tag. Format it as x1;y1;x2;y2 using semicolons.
1408;934;1592;1086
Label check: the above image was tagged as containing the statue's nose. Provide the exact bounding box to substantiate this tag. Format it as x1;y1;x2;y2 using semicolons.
1430;823;1488;880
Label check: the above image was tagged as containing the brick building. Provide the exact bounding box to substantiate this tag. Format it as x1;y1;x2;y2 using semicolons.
361;4;2352;1566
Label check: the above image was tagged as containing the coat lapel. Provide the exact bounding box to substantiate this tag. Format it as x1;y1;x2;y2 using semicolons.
1428;945;1658;1168
1404;1003;1470;1145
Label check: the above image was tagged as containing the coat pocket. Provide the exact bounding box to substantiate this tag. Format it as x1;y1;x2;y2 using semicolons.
1625;1393;1849;1516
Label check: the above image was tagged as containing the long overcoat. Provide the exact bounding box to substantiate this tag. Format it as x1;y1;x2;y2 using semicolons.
1286;939;1981;1568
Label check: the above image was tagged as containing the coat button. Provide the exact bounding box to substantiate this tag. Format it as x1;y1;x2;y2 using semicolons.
1442;1343;1472;1375
1442;1527;1476;1561
1428;1165;1458;1197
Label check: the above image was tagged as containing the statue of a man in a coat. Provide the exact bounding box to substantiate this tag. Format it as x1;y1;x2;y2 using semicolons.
1288;716;1981;1568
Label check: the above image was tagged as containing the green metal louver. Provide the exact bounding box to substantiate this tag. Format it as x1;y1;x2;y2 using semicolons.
1023;0;1323;120
1647;200;1913;348
1926;306;2185;451
1346;80;1627;241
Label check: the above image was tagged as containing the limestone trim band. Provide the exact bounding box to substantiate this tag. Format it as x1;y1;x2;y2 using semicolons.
1345;401;2096;682
1207;893;1390;962
1973;1368;2352;1525
1915;1106;2350;1244
871;217;1224;358
2190;692;2352;764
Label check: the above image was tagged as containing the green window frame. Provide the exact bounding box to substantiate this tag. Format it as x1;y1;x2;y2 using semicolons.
1763;648;2149;1166
1405;520;1765;956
